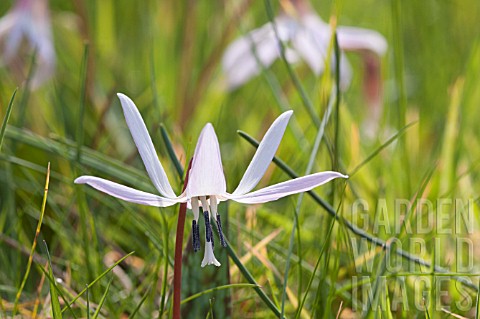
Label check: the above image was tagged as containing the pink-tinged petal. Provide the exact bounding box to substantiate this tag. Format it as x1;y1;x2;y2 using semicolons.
337;26;387;56
186;123;227;198
117;93;177;198
229;171;348;204
233;110;293;196
75;176;184;207
222;18;292;89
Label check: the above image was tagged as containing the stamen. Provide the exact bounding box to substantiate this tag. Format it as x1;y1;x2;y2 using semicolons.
200;196;216;248
210;196;218;215
203;210;212;243
216;214;227;247
191;197;200;221
192;220;200;252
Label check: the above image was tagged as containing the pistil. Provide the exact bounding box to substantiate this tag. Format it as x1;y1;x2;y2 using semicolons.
200;196;215;248
210;196;227;247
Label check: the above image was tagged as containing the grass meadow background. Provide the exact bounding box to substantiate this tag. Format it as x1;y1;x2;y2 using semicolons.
1;0;480;318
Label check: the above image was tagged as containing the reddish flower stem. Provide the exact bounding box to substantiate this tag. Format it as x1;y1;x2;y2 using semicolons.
172;160;192;319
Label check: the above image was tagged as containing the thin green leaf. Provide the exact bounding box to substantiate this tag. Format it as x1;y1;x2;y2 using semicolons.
225;242;284;318
160;124;184;178
129;286;151;319
0;89;17;152
61;251;135;312
12;162;50;315
92;275;114;319
44;242;63;319
181;284;257;304
281;86;337;317
264;0;320;128
76;43;89;162
349;121;417;177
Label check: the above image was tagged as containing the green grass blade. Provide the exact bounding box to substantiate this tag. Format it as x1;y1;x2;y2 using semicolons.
129;286;151;319
295;203;338;319
225;242;284;318
5;126;156;191
281;87;336;317
86;285;90;319
264;0;320;128
12;162;50;315
36;251;77;318
160;124;184;178
76;43;89;162
92;275;114;319
0;89;17;152
61;251;135;312
15;51;35;131
349;121;417;177
44;242;63;319
181;284;257;304
158;214;170;318
476;279;480;319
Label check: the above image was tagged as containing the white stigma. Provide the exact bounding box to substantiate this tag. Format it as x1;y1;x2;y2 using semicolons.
201;241;220;267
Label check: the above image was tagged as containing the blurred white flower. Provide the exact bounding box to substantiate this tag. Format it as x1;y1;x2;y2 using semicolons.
0;0;55;88
222;0;387;94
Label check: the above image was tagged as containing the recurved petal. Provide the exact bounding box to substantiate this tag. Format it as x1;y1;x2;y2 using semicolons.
186;123;227;198
232;110;293;196
74;176;184;207
229;171;348;204
117;93;177;198
337;26;388;56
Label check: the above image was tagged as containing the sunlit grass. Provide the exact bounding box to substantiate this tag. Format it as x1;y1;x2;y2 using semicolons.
1;0;480;318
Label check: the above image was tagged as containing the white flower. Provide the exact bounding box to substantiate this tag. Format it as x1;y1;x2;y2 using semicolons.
0;0;55;88
222;2;387;91
75;93;348;267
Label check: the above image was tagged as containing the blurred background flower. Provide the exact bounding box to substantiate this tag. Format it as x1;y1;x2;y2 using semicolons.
222;0;387;133
0;0;55;89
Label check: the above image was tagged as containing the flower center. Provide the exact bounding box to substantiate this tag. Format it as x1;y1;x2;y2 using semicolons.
191;196;227;254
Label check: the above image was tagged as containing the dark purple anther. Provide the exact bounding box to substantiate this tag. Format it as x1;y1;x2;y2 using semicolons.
216;214;227;247
192;220;200;252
